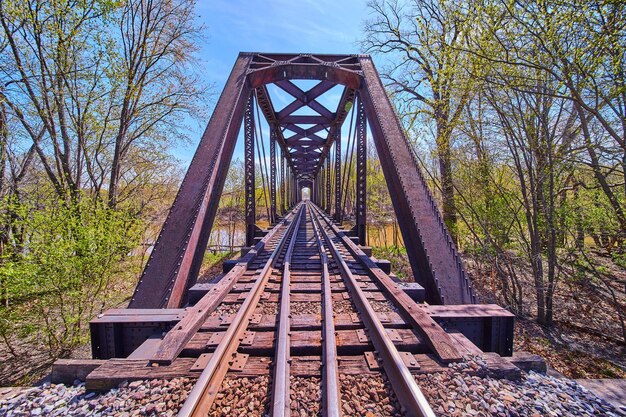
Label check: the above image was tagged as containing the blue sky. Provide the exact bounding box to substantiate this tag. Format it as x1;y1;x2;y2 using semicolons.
173;0;375;165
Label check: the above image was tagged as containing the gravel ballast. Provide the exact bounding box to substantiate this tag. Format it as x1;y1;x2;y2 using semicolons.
1;358;623;416
416;357;624;417
0;378;193;417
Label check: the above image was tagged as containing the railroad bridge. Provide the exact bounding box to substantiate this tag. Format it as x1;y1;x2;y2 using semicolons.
53;53;534;417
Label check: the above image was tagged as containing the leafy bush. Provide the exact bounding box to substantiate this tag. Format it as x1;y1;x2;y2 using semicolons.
611;252;626;269
0;196;142;357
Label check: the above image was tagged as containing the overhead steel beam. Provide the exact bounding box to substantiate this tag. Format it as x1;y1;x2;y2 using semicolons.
276;80;335;120
279;115;330;125
285;134;326;144
312;87;355;178
283;124;327;137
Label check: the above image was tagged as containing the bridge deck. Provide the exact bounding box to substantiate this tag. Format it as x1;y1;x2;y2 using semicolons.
53;203;527;417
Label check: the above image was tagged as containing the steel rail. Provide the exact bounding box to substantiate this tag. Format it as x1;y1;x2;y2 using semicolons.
271;201;305;417
310;204;461;363
310;206;436;417
151;205;302;365
307;202;341;417
178;204;305;417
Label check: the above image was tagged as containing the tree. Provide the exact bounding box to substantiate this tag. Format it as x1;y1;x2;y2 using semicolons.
471;0;626;249
0;0;115;199
484;70;577;326
362;0;481;238
0;0;207;206
108;0;207;207
0;194;142;357
0;0;204;377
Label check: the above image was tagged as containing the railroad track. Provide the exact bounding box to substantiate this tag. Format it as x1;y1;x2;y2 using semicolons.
174;201;438;417
80;202;518;416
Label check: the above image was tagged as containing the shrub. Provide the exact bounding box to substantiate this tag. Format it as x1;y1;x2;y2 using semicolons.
0;196;142;357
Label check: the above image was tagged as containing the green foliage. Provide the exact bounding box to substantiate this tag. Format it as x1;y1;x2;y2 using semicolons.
611;252;626;269
0;195;143;356
371;246;412;281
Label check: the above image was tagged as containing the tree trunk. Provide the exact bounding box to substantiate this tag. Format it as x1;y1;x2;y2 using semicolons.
436;125;457;240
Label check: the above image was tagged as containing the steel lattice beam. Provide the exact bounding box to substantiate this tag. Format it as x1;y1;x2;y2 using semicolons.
244;94;256;247
354;94;367;245
129;55;253;309
130;52;474;309
334;128;342;222
270;125;277;224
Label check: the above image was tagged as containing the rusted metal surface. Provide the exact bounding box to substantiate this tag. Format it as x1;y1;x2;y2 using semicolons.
271;204;304;417
354;94;367;245
245;93;257;247
357;55;475;305
177;205;305;417
130;52;473;311
334;127;342;221
129;54;253;309
311;203;436;417
270;125;277;224
308;204;341;417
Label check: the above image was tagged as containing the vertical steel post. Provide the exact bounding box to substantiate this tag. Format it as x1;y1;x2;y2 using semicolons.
270;124;277;224
292;174;296;205
325;156;331;213
287;172;290;208
320;166;324;209
292;172;295;206
280;149;286;214
334;128;342;222
293;174;298;204
316;172;321;206
355;95;367;245
245;94;256;247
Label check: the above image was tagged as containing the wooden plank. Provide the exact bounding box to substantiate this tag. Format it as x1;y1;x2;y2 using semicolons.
90;314;181;324
85;355;371;388
508;351;547;374
84;348;525;392
200;312;407;332
183;329;428;356
227;292;326;303
426;304;515;318
288;274;325;283
448;331;521;380
322;216;463;363
290;283;322;292
51;359;106;385
86;359;196;390
101;308;185;316
448;331;482;355
127;336;163;360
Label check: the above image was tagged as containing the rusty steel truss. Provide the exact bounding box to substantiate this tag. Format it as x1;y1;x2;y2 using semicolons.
129;53;475;309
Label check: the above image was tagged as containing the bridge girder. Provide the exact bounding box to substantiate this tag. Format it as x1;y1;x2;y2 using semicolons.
129;52;475;309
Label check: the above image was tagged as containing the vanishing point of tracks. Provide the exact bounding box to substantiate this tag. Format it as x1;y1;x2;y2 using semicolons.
172;201;439;417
